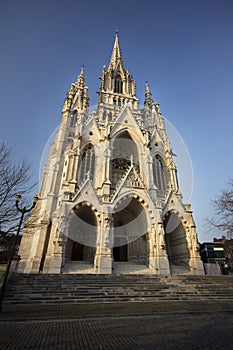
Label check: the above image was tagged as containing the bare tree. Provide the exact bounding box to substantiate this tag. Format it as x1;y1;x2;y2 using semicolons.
0;142;36;235
208;179;233;239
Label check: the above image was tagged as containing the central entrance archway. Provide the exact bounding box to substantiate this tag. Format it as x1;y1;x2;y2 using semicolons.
63;203;97;273
112;197;150;273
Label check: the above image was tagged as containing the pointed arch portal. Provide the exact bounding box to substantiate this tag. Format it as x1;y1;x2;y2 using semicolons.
65;204;97;265
164;212;190;274
112;197;149;267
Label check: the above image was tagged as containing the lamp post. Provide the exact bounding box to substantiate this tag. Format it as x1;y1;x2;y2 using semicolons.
0;194;38;311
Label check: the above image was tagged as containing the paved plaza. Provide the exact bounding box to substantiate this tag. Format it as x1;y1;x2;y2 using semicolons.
1;301;233;349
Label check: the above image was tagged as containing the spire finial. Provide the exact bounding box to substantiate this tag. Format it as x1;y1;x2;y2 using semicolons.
76;65;85;87
115;28;119;36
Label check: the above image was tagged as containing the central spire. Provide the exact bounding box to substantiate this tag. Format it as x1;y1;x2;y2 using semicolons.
97;31;139;109
109;29;123;69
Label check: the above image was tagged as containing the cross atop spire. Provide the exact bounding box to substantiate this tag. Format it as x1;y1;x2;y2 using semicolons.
80;65;85;75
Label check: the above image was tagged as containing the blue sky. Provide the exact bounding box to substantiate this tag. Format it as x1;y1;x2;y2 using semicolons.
1;0;233;242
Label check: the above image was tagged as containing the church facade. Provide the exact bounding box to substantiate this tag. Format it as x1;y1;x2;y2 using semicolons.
18;33;204;275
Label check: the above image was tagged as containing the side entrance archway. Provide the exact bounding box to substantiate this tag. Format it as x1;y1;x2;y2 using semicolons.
63;204;97;273
164;212;190;274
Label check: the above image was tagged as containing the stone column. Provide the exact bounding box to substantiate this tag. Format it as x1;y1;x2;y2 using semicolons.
156;218;170;275
46;162;59;214
167;157;178;193
148;225;159;273
101;142;111;200
68;149;79;193
30;217;51;273
147;154;157;202
94;213;112;274
43;221;63;274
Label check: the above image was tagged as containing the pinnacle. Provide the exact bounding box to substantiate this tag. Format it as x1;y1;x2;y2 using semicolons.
144;82;155;108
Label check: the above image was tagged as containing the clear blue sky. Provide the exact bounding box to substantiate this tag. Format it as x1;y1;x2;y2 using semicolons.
1;0;233;242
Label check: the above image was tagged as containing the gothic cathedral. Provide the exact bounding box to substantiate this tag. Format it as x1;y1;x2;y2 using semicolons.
18;32;204;275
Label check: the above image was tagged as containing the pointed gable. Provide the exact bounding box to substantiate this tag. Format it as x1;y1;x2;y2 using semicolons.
124;166;145;189
110;106;144;143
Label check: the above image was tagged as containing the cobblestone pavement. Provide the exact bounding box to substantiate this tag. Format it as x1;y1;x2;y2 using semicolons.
1;300;233;350
0;311;233;350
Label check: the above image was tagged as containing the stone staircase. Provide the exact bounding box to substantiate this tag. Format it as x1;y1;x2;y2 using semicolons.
1;274;233;308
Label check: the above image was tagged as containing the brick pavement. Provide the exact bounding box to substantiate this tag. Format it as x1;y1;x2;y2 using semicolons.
1;301;233;349
0;312;233;350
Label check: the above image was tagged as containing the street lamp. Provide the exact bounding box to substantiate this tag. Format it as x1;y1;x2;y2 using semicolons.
0;194;39;311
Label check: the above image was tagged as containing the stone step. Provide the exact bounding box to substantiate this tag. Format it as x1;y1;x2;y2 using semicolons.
4;284;233;293
2;274;233;308
4;293;233;304
3;294;233;306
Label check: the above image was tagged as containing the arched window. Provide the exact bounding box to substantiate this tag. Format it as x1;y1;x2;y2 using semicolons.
153;156;167;194
114;75;123;93
111;131;139;190
78;144;95;182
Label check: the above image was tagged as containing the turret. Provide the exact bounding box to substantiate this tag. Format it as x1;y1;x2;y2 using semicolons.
62;66;89;116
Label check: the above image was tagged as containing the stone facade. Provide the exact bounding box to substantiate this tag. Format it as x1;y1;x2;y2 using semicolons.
18;32;204;275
